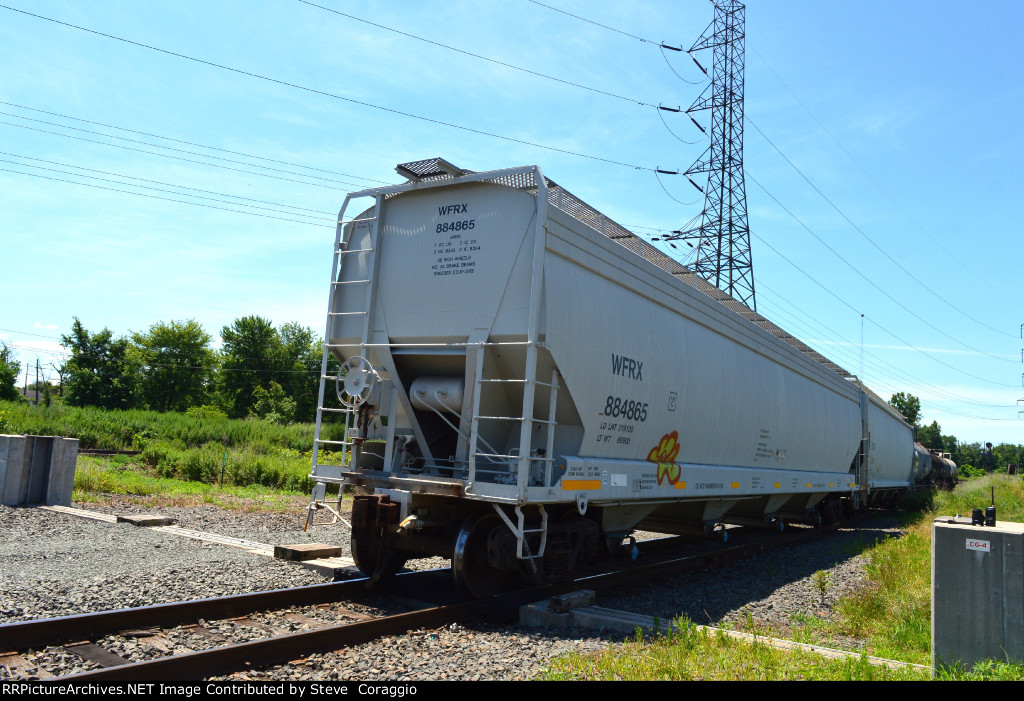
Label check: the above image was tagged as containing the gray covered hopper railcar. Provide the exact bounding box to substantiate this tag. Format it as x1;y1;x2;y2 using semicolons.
306;159;916;597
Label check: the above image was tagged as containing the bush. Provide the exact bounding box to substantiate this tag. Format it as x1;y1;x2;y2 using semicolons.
186;405;228;420
181;447;220;483
959;464;987;479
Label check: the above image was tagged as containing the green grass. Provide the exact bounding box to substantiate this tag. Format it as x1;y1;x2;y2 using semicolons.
543;475;1024;680
782;475;1024;667
72;455;310;511
829;528;932;663
543;621;1024;681
542;620;929;681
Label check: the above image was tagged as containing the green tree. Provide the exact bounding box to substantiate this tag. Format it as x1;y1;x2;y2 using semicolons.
940;433;959;456
218;316;283;418
279;322;325;423
61;318;140;410
132;319;216;412
953;442;983;472
0;344;20;402
993;443;1023;473
888;392;921;427
249;381;297;424
917;420;944;452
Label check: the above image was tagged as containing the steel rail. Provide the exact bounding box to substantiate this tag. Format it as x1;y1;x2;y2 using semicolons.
61;599;488;681
0;572;438;652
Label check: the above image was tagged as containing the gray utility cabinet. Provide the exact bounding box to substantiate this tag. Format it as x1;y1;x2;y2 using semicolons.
0;434;79;506
932;517;1024;670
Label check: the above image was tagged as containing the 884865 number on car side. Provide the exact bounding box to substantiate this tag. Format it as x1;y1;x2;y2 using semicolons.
603;396;648;422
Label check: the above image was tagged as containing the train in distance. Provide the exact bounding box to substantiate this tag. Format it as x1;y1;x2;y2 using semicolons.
302;157;951;598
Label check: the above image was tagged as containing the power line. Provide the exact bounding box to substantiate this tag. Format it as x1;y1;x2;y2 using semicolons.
0;120;352;192
296;0;664;108
746;46;1017;304
0;4;663;173
756;283;1014;411
0;110;366;189
0;151;335;215
655;106;703;145
654;170;699;206
0;328;67;342
524;0;656;44
745;167;1016;365
0;101;388;185
525;0;707;87
0;157;335;222
658;44;705;86
746;115;1015;340
11;341;321;375
0;166;331;227
749;227;1015;388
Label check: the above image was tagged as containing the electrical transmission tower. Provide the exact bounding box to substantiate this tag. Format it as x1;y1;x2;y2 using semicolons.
668;0;755;310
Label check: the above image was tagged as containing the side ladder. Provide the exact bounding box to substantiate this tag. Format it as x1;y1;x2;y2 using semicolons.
307;199;382;528
467;347;560;559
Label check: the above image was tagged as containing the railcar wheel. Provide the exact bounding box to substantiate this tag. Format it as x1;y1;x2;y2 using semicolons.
452;512;507;599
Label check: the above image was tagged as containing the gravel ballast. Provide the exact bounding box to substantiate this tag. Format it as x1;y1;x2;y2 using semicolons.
0;500;903;680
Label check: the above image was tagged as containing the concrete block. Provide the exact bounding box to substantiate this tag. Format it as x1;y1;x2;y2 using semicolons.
572;606;670;635
0;435;79;506
519;595;672;636
274;543;343;561
46;437;79;506
0;435;28;506
519;599;573;630
933;518;1024;670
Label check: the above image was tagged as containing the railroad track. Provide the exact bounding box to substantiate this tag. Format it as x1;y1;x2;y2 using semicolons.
0;516;863;681
0;570;478;681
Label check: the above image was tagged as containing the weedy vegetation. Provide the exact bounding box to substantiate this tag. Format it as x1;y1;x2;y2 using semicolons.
543;474;1024;680
1;400;348;500
542;618;929;681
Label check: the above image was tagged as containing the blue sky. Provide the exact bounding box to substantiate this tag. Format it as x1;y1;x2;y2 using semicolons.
1;1;1021;444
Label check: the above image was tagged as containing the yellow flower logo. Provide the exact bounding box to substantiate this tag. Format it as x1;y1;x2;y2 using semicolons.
647;431;682;486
